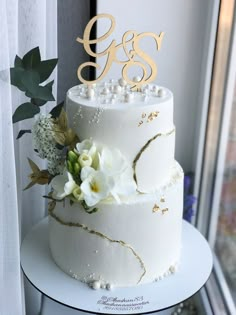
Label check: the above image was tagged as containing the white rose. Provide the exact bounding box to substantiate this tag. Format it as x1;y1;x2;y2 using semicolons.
51;171;77;200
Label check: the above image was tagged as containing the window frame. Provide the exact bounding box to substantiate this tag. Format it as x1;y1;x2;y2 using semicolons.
194;1;236;314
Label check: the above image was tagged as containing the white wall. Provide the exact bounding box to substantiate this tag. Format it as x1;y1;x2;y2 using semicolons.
96;0;213;172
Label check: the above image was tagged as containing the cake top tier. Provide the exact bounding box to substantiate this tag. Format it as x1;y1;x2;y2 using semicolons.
67;80;172;109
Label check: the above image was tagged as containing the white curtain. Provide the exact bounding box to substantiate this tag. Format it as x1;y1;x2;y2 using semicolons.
0;1;57;314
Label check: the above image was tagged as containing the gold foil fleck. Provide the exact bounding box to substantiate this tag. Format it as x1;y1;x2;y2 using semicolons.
162;208;169;215
49;208;146;284
152;204;160;213
147;111;159;122
138;120;143;127
142;113;147;119
160;197;165;203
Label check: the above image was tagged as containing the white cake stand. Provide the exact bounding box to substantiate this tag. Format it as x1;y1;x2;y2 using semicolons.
21;217;213;314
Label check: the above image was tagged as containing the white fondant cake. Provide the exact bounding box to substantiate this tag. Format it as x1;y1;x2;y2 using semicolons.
49;81;184;289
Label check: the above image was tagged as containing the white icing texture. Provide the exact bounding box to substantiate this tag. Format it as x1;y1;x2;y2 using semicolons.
66;82;175;192
49;162;184;288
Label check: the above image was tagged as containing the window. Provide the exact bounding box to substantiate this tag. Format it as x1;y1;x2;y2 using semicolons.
196;1;236;313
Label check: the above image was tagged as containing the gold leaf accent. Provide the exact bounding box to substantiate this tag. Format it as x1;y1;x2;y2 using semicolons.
138;120;143;127
49;208;146;284
147;111;159;123
24;159;51;190
28;158;40;173
52;130;66;146
57;108;68;131
142;113;146;119
152;204;160;213
160;196;165;203
52;110;79;148
162;208;169;215
133;129;175;186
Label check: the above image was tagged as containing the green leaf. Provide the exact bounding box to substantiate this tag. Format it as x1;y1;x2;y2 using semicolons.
14;55;23;68
21;70;40;94
12;102;40;123
22;47;41;69
31;80;54;106
81;200;99;213
31;98;47;106
36;58;58;83
17;129;31;139
10;67;27;91
50;101;64;118
26;84;55;101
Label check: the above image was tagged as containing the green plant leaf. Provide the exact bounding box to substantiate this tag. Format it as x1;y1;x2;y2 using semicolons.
31;80;54;106
10;67;27;91
21;70;40;94
14;55;23;68
50;101;64;118
17;129;31;139
26;84;55;101
22;47;41;69
12;102;40;123
31;98;47;106
36;58;58;83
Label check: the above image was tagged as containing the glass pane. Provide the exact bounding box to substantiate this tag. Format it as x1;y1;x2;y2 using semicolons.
215;80;236;302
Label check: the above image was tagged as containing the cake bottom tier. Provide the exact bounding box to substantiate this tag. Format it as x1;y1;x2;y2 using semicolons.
49;162;184;289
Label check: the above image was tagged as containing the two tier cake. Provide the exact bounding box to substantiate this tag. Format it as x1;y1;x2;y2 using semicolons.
49;80;184;290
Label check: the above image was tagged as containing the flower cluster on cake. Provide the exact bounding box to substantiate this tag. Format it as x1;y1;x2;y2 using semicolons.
11;14;189;290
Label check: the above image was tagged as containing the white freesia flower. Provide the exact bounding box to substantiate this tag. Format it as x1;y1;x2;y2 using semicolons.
98;147;127;176
80;167;114;207
98;147;137;202
78;153;93;167
110;167;137;202
51;171;77;200
75;139;96;158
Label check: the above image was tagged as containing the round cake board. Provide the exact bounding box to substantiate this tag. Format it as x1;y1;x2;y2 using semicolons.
21;217;213;314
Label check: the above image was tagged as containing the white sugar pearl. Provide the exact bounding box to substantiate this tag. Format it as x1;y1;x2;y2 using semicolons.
100;283;106;289
118;78;127;87
133;76;142;83
152;85;158;92
114;85;122;94
101;87;109;95
158;88;166;97
124;93;134;103
106;283;113;291
91;280;101;290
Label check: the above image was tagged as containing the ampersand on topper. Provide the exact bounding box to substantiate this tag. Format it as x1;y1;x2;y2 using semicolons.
76;14;164;91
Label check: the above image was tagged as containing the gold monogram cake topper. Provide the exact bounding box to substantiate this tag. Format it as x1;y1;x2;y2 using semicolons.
76;14;164;90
